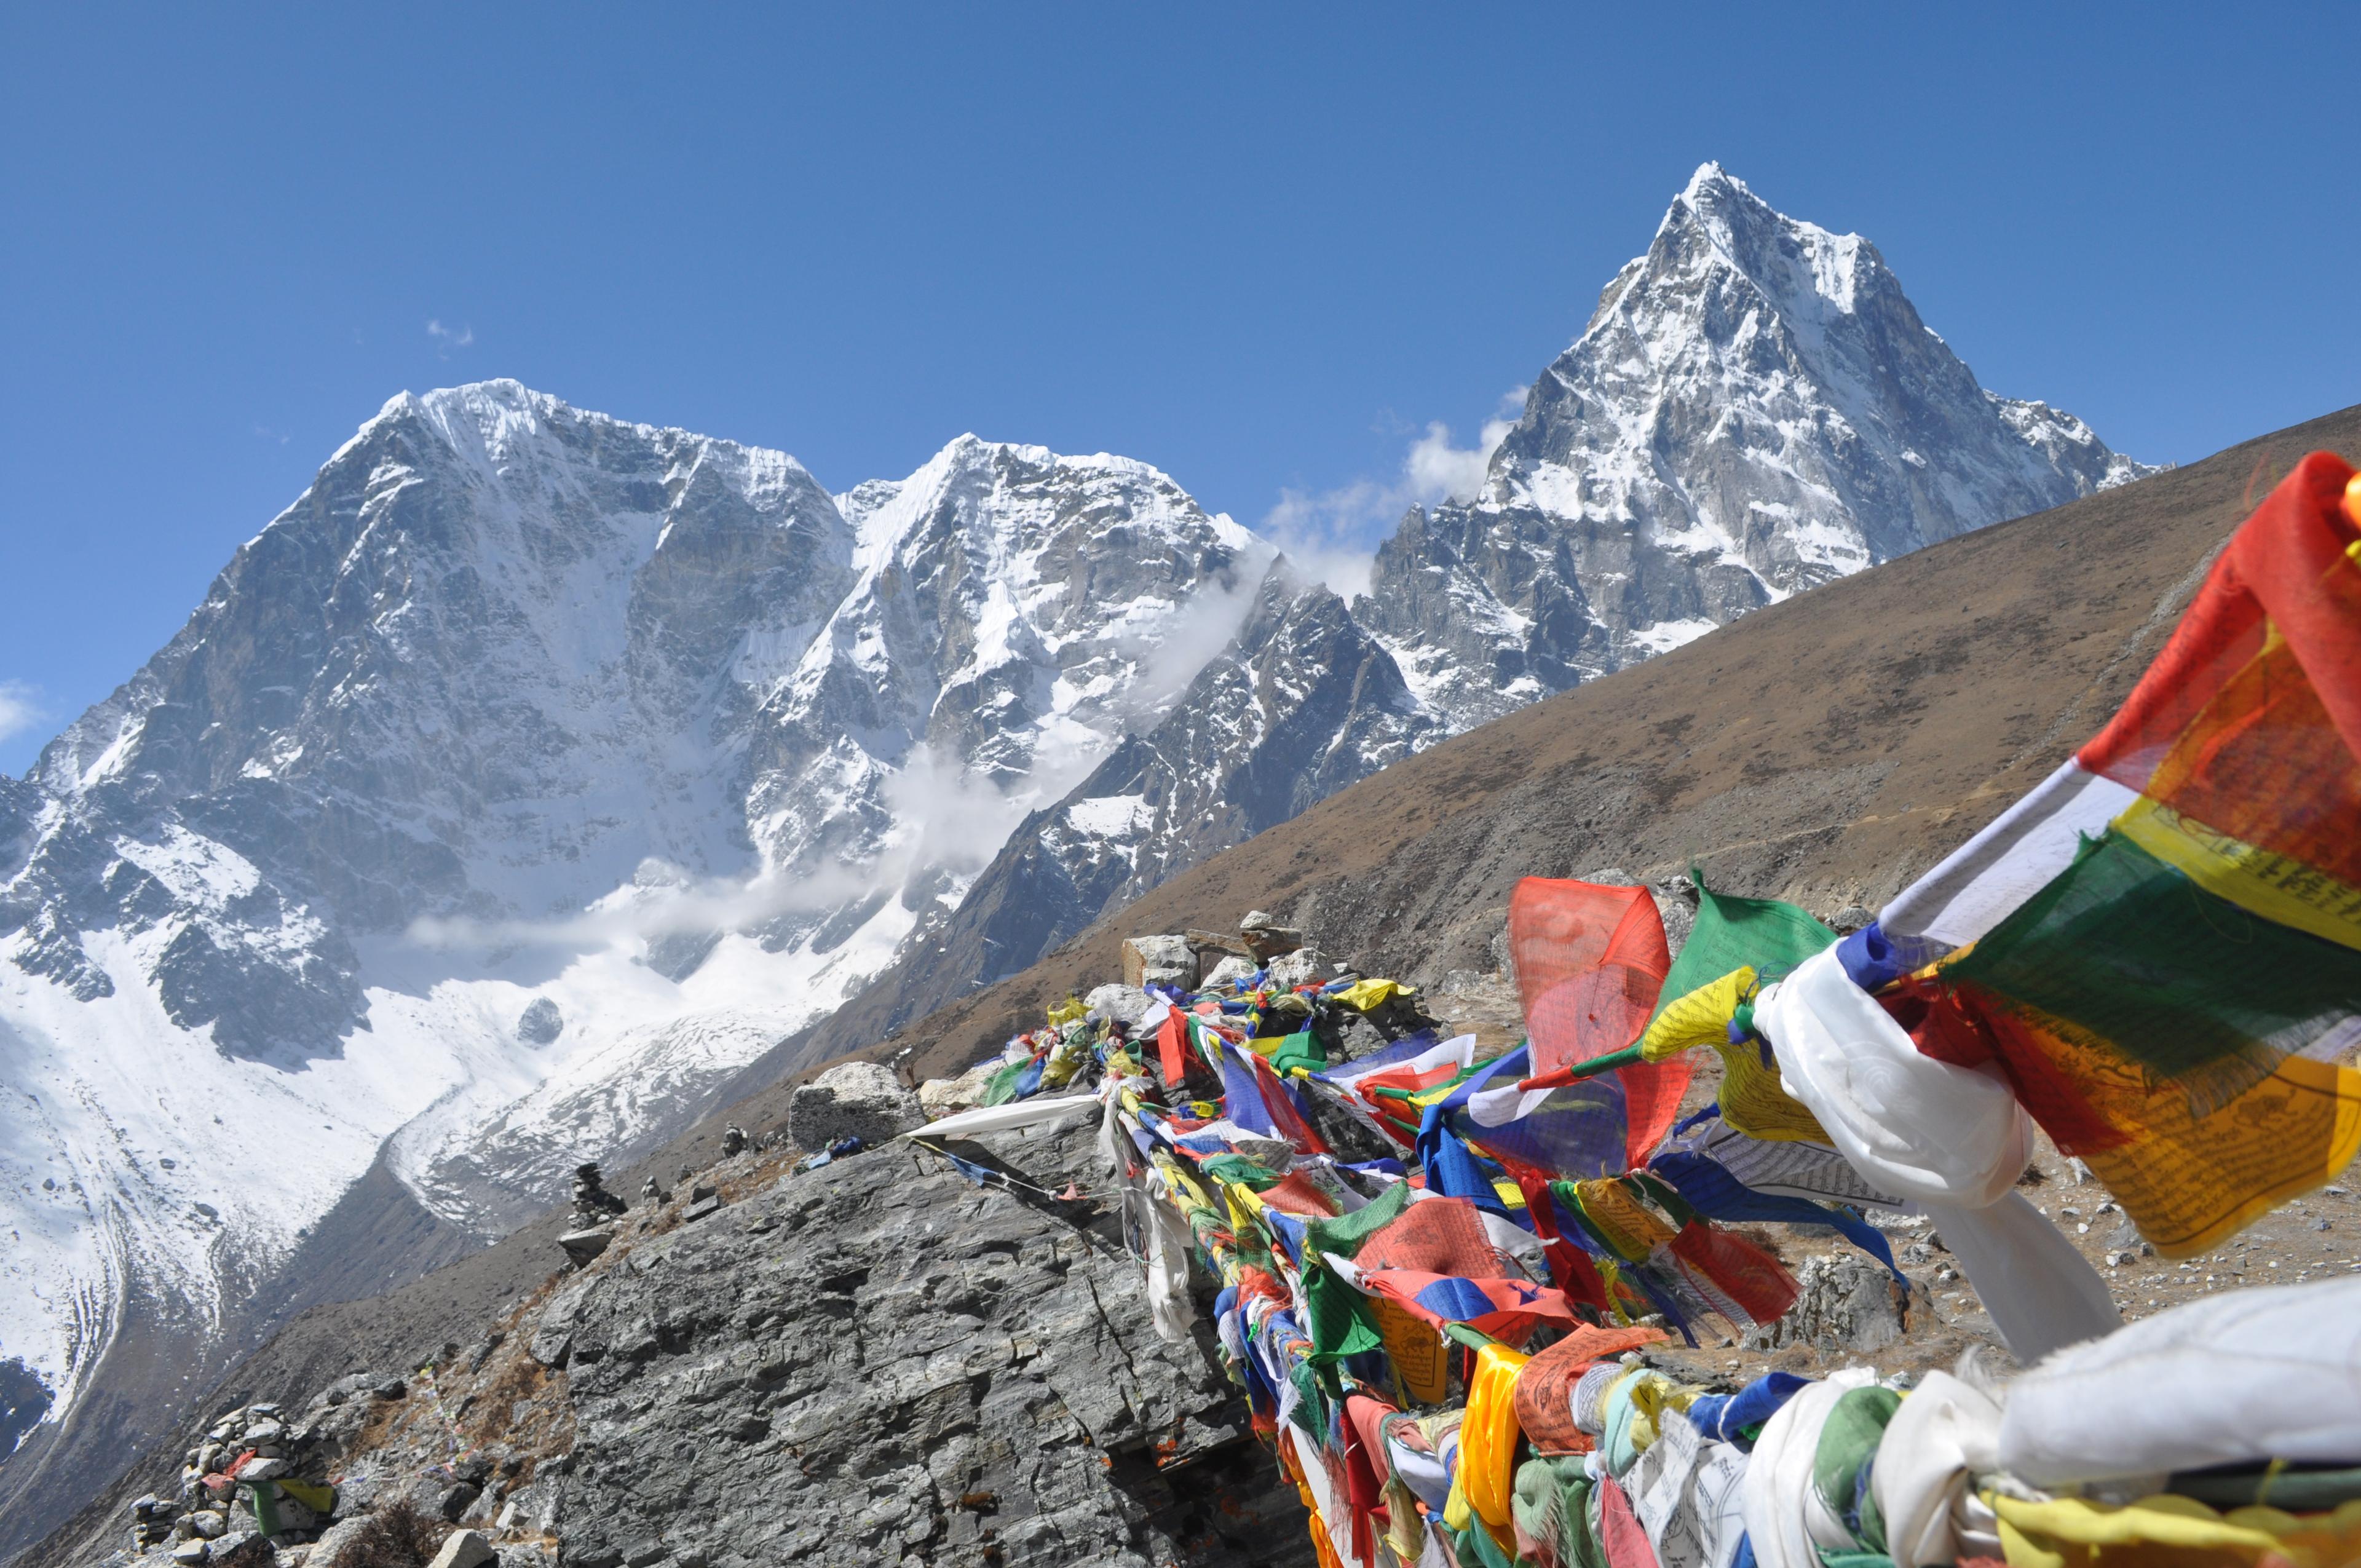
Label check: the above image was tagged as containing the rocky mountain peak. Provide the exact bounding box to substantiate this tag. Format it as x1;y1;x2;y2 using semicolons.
1368;165;2156;731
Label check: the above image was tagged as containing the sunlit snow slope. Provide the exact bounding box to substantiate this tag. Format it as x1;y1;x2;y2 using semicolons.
1359;162;2156;730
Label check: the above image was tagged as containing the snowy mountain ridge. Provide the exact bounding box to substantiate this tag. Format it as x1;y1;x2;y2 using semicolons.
1358;162;2154;731
0;164;2152;1550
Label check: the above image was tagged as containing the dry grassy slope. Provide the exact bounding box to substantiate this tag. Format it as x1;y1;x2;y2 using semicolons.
862;403;2361;1085
27;403;2359;1566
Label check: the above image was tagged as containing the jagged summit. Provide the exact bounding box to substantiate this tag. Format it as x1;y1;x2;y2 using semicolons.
1362;165;2155;730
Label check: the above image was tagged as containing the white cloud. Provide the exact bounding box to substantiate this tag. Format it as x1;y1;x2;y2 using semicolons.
0;682;45;747
1112;561;1273;718
426;319;475;358
406;855;877;955
1260;387;1527;600
404;738;1122;959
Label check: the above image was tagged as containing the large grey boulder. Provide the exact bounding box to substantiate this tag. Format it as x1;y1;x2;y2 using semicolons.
425;1529;496;1568
1120;935;1195;989
1200;956;1258;990
1083;983;1154;1029
515;997;563;1045
304;1517;372;1568
1239;913;1307;961
540;1117;1310;1568
788;1059;923;1152
918;1058;1003;1119
1265;947;1336;989
1746;1254;1905;1354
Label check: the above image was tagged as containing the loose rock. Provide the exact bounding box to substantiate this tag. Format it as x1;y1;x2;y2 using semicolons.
1744;1255;1906;1354
1120;933;1195;989
425;1527;496;1568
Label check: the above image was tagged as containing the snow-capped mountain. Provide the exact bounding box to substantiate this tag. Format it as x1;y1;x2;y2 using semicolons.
1359;162;2155;730
850;560;1435;1033
0;387;1281;1535
0;164;2152;1549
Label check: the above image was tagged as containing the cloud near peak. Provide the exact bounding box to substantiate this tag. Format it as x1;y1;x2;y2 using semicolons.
0;682;45;748
1259;389;1525;600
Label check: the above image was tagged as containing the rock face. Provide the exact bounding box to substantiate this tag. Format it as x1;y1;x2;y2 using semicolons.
538;1125;1307;1568
1744;1254;1908;1355
515;998;564;1046
1119;935;1196;990
0;165;2150;1550
81;1123;1311;1568
786;1059;923;1151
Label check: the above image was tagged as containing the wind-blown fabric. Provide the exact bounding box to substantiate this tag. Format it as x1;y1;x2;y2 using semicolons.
1870;1370;2001;1568
901;1091;1103;1139
1639;965;1828;1145
1625;1407;1752;1568
1513;878;1687;1165
1741;1369;1876;1568
1752;947;2118;1362
1916;1192;2120;1365
1997;1275;2361;1487
1880;454;2361;1256
1514;1324;1670;1455
1650;878;1840;1029
1356;1267;1585;1339
1754;948;2030;1210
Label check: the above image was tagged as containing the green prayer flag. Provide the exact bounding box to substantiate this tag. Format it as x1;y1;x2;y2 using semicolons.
1648;870;1839;1030
1813;1385;1901;1555
1300;1177;1410;1260
980;1058;1028;1107
1303;1263;1384;1364
1948;829;2361;1093
1265;1028;1327;1076
1198;1154;1284;1191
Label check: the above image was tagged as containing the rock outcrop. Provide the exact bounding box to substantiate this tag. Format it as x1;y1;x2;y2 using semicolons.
94;1120;1310;1568
786;1059;925;1152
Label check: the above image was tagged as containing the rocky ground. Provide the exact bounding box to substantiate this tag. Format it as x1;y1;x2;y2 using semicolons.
93;1104;1316;1568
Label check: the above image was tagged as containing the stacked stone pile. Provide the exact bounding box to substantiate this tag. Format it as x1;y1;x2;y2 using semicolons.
110;1355;569;1568
555;1163;628;1267
116;1376;404;1565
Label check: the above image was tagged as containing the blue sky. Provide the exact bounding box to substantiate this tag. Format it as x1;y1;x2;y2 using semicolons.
3;4;2356;775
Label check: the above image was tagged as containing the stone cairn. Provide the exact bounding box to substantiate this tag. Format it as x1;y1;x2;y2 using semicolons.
131;1400;336;1561
569;1162;627;1226
558;1162;628;1267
